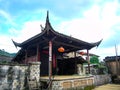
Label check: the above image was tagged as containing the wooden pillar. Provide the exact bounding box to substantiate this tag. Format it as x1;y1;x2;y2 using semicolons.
49;41;52;81
36;44;40;62
74;51;77;74
53;54;56;68
87;49;90;74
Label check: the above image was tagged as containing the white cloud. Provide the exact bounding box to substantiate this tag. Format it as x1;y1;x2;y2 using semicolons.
10;20;45;43
55;3;116;43
56;18;103;42
55;5;104;42
0;35;18;53
0;20;45;53
54;0;120;60
0;9;16;26
2;0;120;61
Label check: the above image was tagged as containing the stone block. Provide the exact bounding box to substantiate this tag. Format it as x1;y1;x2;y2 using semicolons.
88;79;93;85
62;81;72;89
80;80;87;86
74;80;81;87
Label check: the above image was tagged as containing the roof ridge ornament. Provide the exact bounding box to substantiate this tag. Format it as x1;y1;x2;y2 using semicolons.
40;24;44;32
45;10;54;33
46;10;49;22
45;10;50;26
11;39;20;49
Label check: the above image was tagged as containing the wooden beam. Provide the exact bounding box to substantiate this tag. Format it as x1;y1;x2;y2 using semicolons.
42;36;49;41
42;36;57;41
24;41;46;49
53;41;81;49
51;36;57;41
42;37;88;51
36;44;40;62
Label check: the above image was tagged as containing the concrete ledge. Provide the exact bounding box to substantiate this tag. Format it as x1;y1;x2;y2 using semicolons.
28;62;41;65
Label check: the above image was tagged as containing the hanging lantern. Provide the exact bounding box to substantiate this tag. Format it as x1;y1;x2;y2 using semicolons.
79;51;85;55
58;46;65;52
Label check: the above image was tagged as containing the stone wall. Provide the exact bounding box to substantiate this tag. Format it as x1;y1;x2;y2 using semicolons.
29;62;41;82
94;74;111;86
0;64;28;90
0;62;40;90
51;75;111;90
52;76;94;90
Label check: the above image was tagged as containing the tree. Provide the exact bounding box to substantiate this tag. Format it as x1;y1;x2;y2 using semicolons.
90;56;99;64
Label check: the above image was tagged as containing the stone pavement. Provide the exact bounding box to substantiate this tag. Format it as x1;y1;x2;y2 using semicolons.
93;84;120;90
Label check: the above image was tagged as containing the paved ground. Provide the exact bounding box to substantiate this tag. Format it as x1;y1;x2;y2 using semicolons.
93;84;120;90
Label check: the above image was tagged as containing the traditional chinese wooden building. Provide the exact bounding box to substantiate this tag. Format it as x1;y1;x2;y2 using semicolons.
12;12;102;89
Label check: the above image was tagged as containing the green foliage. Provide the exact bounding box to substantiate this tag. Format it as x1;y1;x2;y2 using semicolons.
0;61;9;64
84;85;95;90
90;56;99;64
0;49;16;57
63;85;95;90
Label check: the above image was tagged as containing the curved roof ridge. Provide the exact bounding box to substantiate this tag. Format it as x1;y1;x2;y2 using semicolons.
50;29;102;47
12;11;102;49
11;29;46;47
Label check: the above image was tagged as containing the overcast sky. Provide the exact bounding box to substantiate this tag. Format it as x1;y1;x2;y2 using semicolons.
0;0;120;60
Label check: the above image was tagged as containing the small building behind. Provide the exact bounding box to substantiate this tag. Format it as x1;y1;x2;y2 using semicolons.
104;56;120;75
104;56;120;83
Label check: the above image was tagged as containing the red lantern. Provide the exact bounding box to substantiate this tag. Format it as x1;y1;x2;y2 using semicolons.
58;46;65;52
79;51;85;55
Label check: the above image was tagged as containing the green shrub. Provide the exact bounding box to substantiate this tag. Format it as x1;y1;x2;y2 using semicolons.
63;85;95;90
84;85;95;90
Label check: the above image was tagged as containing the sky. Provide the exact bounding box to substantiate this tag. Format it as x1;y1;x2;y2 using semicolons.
0;0;120;60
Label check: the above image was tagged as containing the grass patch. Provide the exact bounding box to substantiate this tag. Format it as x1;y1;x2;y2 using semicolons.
64;85;95;90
